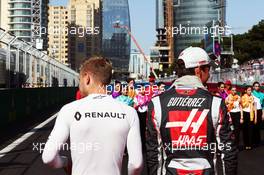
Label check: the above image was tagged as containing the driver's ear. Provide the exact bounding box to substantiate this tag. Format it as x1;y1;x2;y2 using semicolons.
194;67;201;76
82;72;90;86
86;74;90;86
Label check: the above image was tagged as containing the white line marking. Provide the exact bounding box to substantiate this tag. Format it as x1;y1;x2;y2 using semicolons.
0;113;58;158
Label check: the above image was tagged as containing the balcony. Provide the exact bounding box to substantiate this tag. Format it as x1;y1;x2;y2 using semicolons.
8;7;31;10
8;8;31;17
8;19;31;23
8;0;31;4
9;14;31;17
9;28;32;32
17;36;31;39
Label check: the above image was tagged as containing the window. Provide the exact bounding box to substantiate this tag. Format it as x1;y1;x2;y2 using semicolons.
11;10;31;15
12;24;31;29
11;17;31;22
77;43;84;52
12;3;31;8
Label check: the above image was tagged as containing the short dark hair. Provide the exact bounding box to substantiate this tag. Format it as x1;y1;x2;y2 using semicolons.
157;82;165;87
241;86;252;96
176;59;195;77
217;82;225;88
253;81;260;87
246;85;252;90
126;77;135;84
176;59;210;77
80;57;112;85
115;80;121;85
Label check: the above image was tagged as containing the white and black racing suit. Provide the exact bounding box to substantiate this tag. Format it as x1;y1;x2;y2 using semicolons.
42;94;143;175
146;76;238;175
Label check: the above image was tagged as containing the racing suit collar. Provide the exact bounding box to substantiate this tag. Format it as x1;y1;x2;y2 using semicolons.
171;75;207;90
86;93;108;99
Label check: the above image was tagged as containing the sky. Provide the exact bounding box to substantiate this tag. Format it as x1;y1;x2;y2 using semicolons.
227;0;264;34
50;0;264;54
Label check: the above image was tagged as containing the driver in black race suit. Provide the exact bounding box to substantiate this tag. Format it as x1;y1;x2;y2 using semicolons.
146;47;238;175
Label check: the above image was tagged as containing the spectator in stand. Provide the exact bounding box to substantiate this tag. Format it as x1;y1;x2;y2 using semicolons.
252;81;264;146
216;81;228;100
134;86;149;150
241;86;257;150
112;80;122;99
134;86;149;113
226;87;242;146
116;86;134;107
145;75;157;99
225;80;232;94
127;78;136;99
156;82;166;95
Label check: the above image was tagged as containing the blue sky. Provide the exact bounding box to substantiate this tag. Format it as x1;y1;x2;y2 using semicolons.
50;0;264;54
227;0;264;34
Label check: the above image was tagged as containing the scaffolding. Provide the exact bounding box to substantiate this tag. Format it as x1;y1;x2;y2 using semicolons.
31;0;42;45
166;0;174;66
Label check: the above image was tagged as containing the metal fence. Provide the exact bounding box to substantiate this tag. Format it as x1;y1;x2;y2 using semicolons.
0;28;79;88
155;67;264;86
209;67;264;85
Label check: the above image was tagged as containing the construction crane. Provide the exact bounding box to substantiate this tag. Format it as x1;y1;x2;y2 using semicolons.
113;22;159;80
166;0;174;66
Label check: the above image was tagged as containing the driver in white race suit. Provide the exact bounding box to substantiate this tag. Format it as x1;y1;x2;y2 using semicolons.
42;57;143;175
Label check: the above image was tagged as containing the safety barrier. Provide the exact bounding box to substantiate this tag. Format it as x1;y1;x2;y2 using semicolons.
0;87;78;129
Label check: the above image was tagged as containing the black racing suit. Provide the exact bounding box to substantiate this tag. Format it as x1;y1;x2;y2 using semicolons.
146;87;238;175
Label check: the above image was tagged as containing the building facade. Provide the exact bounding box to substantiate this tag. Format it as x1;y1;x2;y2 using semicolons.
68;0;102;71
7;0;32;42
102;0;131;74
0;0;9;33
48;6;68;65
154;0;173;70
129;50;150;80
173;0;219;56
155;0;224;61
0;0;49;50
40;0;49;50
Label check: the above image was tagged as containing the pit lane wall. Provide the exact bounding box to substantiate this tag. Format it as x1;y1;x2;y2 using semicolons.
0;87;78;129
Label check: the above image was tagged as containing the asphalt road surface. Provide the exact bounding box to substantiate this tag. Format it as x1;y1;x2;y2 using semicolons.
0;112;263;175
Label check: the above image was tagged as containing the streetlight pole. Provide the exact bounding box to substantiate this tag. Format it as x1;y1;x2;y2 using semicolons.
113;23;159;80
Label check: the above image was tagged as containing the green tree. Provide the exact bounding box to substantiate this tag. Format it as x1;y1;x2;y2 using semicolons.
233;20;264;64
